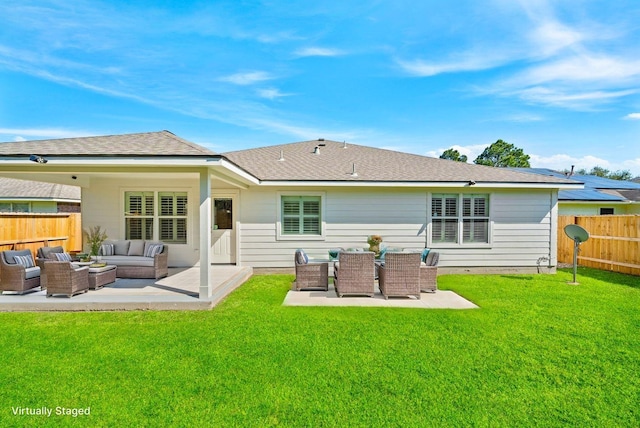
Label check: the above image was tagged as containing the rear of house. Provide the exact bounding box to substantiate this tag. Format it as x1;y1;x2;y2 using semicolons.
0;132;581;288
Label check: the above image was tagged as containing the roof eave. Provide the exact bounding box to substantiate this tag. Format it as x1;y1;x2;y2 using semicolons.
255;180;583;189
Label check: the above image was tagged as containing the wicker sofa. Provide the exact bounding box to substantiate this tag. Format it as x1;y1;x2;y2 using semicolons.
97;240;168;279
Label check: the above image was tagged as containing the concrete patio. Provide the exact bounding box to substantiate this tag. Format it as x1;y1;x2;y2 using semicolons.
283;284;478;309
0;265;253;312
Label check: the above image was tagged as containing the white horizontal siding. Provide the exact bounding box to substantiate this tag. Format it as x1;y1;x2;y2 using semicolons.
237;187;558;269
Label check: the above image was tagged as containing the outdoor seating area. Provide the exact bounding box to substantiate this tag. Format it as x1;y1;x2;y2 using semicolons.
293;248;440;300
1;244;164;298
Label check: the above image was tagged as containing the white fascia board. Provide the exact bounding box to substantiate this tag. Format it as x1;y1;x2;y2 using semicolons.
215;159;260;185
256;180;584;190
560;200;635;205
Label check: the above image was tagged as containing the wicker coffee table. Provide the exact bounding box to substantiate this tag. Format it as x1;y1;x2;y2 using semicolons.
88;265;117;290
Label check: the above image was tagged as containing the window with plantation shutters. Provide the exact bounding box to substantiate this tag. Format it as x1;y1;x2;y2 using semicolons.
124;191;188;243
432;194;459;243
462;194;489;243
281;196;321;235
432;193;489;245
125;192;154;240
159;192;188;244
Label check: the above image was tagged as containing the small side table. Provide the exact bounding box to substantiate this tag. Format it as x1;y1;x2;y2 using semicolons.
88;265;117;290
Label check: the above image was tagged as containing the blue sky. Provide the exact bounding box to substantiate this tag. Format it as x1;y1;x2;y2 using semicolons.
1;0;639;176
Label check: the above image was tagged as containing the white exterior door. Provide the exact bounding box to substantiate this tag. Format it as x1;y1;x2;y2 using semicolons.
211;194;236;264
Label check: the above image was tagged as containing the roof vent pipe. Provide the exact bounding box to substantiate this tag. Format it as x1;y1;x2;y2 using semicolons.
343;141;347;149
278;150;285;161
350;163;358;177
314;146;320;155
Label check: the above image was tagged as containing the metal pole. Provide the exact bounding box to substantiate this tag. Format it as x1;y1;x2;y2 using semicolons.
573;239;578;283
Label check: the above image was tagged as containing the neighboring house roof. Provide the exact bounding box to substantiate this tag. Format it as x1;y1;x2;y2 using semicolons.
0;177;80;201
512;168;640;202
224;139;574;184
0;130;216;157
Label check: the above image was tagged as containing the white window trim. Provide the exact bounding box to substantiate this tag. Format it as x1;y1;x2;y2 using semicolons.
427;192;493;248
121;188;192;245
276;191;326;241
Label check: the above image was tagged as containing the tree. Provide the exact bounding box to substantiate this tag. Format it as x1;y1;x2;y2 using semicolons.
440;148;468;162
604;170;632;181
473;139;530;167
573;166;633;181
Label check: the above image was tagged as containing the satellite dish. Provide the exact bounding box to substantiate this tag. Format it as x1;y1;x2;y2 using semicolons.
563;224;589;285
564;224;589;243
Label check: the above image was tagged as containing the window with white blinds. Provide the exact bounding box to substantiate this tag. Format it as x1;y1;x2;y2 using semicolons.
159;192;188;244
281;196;321;235
124;191;188;243
125;192;154;240
432;194;489;244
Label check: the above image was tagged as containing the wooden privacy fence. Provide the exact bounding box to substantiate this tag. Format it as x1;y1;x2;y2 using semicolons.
558;215;640;276
0;213;82;258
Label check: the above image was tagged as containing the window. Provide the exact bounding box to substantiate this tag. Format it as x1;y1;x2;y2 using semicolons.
125;192;154;240
124;191;188;243
159;192;188;244
281;196;321;236
432;193;490;244
0;202;31;213
599;208;614;215
431;194;458;243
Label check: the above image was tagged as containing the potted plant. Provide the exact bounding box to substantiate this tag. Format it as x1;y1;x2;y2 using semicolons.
85;226;108;260
367;234;383;256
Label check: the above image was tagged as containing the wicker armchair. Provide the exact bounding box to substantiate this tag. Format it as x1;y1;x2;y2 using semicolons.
0;250;41;294
420;251;440;293
45;261;89;298
293;250;329;291
379;252;421;299
334;251;376;297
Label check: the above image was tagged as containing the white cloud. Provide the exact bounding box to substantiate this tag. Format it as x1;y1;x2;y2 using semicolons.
218;71;274;85
510;54;640;87
256;88;292;100
397;51;511;77
424;144;487;162
0;128;91;140
294;47;345;57
624;113;640;120
509;87;636;110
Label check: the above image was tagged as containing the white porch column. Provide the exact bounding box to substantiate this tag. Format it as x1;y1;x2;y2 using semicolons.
199;169;212;298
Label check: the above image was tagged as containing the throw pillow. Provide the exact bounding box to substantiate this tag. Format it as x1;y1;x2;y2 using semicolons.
144;244;164;258
100;244;115;256
13;255;35;268
54;252;73;261
128;240;145;256
421;248;431;263
295;249;308;265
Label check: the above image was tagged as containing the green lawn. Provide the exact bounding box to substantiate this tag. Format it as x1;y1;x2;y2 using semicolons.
1;268;639;427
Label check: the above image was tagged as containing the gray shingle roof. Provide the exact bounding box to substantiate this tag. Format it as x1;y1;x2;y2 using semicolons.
0;177;80;200
224;140;574;184
0;131;216;156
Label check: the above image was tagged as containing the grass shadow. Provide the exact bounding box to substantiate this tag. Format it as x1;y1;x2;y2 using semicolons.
558;267;640;290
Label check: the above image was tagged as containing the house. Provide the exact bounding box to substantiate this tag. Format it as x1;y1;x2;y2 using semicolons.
0;131;581;298
0;176;80;213
511;168;640;215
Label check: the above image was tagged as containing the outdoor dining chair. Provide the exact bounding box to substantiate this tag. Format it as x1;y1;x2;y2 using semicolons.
334;251;376;297
379;252;421;299
293;249;329;291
